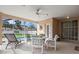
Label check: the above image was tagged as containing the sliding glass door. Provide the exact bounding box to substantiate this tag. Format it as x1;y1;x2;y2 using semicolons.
62;20;78;41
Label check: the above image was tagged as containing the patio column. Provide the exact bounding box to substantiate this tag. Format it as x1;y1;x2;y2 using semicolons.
0;13;3;45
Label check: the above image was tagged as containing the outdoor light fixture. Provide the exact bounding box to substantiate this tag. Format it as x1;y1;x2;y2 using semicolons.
66;16;70;19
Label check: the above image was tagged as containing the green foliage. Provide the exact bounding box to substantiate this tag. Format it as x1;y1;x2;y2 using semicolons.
15;20;21;26
15;20;23;30
3;23;14;29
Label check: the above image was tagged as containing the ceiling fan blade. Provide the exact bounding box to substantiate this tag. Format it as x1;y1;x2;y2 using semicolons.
38;13;48;16
35;8;48;16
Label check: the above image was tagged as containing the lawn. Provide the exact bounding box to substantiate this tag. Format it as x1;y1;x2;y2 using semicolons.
15;34;32;38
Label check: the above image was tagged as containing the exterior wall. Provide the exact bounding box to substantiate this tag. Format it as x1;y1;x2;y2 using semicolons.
0;13;3;45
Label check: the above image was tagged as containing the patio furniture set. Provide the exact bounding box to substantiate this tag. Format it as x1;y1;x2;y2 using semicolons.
4;33;59;53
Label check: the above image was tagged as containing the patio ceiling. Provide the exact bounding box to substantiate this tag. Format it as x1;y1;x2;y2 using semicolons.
0;5;79;21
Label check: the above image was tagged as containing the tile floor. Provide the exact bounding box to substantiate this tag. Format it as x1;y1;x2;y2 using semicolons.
0;40;79;54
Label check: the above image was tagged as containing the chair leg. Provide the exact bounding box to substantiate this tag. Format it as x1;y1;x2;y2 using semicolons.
15;42;18;49
55;42;56;51
54;46;56;51
6;43;10;49
41;46;43;54
32;47;34;54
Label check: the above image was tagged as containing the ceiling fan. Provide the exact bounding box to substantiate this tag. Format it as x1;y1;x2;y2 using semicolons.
35;8;48;16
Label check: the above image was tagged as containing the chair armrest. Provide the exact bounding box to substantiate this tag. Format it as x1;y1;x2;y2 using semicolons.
44;38;56;44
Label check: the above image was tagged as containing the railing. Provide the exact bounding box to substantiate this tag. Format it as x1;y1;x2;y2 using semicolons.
2;30;37;41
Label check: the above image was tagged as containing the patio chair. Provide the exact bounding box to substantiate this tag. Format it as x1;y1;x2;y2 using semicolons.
4;34;21;49
31;36;44;54
45;34;59;51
